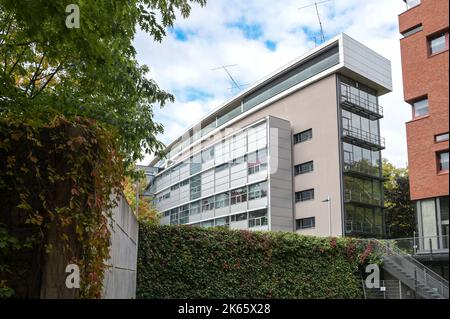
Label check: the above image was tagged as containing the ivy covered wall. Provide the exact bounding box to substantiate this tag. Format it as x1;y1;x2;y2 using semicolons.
137;224;379;299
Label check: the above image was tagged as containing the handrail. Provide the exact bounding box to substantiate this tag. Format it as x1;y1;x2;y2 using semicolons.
340;89;383;117
370;238;449;298
342;125;386;148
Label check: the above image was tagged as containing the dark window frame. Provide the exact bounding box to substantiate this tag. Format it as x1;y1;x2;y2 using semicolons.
296;217;316;230
295;161;314;175
294;129;313;144
295;189;315;202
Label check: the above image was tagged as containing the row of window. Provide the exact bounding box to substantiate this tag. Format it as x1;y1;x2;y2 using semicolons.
164;44;339;159
188;209;269;229
154;147;268;205
163;181;268;224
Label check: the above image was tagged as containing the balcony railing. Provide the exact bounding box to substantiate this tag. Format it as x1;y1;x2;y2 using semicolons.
340;90;383;120
343;161;381;179
344;189;382;207
387;235;449;256
342;126;385;150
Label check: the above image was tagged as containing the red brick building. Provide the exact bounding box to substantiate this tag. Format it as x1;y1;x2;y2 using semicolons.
398;0;449;250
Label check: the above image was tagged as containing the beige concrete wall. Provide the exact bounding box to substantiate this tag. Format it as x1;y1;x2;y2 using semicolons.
215;74;342;237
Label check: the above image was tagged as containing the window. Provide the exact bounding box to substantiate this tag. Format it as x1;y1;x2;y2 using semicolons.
295;189;314;202
190;175;201;200
179;205;189;224
215;163;229;173
215;192;230;209
180;179;189;187
231;187;247;205
231;155;246;167
294;129;313;144
248;148;268;175
230;213;247;222
201;147;215;164
190;201;201;215
170;208;179;225
202;196;215;212
438;151;449;172
295;161;314;175
170;184;179;191
429;32;448;55
248;182;268;200
405;0;420;10
413;98;429;117
401;24;423;38
435;133;449;143
248;209;268;228
296;217;315;230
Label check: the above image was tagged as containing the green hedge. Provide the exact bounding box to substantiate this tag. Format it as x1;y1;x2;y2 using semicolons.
137;224;379;299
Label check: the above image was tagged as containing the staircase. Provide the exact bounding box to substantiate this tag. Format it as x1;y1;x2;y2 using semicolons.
372;239;448;299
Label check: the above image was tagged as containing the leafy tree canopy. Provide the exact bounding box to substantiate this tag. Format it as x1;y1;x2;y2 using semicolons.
382;159;416;238
0;0;206;168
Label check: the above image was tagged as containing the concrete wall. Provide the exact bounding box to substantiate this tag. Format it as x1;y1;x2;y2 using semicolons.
102;195;138;299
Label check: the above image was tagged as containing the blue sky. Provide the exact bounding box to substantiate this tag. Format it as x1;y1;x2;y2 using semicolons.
134;0;411;167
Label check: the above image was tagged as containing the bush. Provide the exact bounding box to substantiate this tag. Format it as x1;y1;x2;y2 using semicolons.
137;224;379;299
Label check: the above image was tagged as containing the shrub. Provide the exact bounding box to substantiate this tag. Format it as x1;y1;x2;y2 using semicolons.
137;224;380;299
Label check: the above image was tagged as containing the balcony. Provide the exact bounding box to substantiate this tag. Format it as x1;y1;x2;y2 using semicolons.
343;161;382;179
340;90;383;120
342;126;385;150
344;189;382;207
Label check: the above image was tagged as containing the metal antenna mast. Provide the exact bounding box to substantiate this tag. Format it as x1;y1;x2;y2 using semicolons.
298;0;333;44
211;64;242;90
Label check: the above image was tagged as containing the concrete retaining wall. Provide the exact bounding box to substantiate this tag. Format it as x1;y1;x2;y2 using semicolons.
102;195;138;299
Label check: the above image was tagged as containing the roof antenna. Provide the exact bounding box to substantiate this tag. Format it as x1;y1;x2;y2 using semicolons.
298;0;333;44
212;64;245;92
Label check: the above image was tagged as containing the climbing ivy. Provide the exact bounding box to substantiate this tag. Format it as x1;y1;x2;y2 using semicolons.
137;224;382;299
0;114;125;298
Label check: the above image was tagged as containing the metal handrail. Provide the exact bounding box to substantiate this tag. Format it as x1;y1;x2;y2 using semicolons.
343;161;380;177
342;125;386;148
341;89;383;117
370;238;449;298
387;235;449;255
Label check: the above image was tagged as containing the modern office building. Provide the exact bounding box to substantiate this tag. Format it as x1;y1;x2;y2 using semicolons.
147;33;392;238
398;0;449;250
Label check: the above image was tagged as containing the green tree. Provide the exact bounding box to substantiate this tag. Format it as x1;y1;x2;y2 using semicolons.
0;0;206;169
123;175;159;225
382;159;416;238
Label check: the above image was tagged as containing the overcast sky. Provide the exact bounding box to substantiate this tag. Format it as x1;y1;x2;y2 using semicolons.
134;0;411;168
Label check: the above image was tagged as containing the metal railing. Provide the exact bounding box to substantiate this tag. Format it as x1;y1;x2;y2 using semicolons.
343;161;380;178
362;280;406;299
340;89;383;119
371;238;449;299
344;189;381;206
342;126;386;149
387;235;449;256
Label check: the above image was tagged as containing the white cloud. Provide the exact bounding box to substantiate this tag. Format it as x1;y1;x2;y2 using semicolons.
135;0;411;168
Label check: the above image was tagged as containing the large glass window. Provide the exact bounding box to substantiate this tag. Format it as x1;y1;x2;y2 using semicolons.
296;217;315;230
438;151;449;171
170;208;179;225
247;148;268;175
413;98;429;117
429;32;448;55
215;192;230;209
201;146;215;164
190;175;201;200
248;182;268;200
248;209;268;228
190;201;201;215
202;196;215;212
231;187;247;205
179;205;189;224
190;153;201;175
230;213;247;222
243;45;339;112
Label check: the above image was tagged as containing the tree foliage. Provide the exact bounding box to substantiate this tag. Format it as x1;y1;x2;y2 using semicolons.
137;224;381;299
0;0;206;167
123;176;159;225
382;159;416;238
